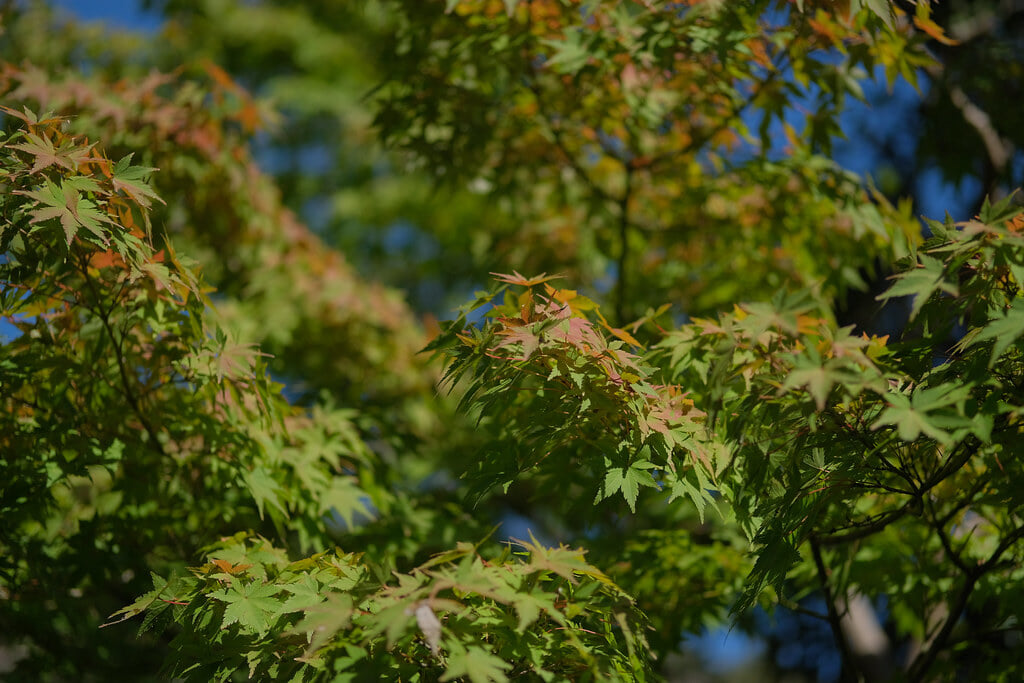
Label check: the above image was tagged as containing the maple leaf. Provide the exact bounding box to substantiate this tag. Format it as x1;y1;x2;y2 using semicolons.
109;154;163;209
210;558;252;575
214;578;282;633
782;363;836;411
440;641;511;683
89;249;127;270
280;575;326;613
10;132;94;174
103;572;170;627
0;104;65;127
242;466;286;519
548;316;605;353
489;271;562;287
491;324;540;359
545;284;598;315
292;593;356;660
19;180;116;246
319;476;373;530
966;298;1024;365
516;532;591;584
692;316;726;336
912;13;958;46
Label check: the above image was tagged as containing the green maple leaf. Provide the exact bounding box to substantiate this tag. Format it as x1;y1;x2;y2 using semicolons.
215;578;283;633
519;532;592;582
367;600;418;649
104;572;169;627
668;468;713;523
970;299;1024;365
606;461;657;513
873;398;935;442
871;384;971;444
878;254;955;321
281;575;325;613
510;592;548;632
620;467;641;513
243;466;286;519
602;464;624;501
864;0;895;29
440;642;511;683
111;154;162;209
542;31;592;74
21;179;115;246
319;476;372;530
290;593;355;657
783;362;836;411
733;539;802;615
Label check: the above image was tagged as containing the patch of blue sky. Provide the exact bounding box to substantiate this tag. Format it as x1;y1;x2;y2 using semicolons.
412;278;448;316
915;167;984;222
745;55;988;229
50;0;162;32
1013;149;1024;182
498;510;556;547
0;279;32;342
0;318;22;342
300;196;332;235
384;220;437;256
684;625;768;675
834;65;924;177
257;140;335;178
593;262;616;295
460;285;495;327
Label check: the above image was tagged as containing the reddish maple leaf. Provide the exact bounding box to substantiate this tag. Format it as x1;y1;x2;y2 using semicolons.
490;271;563;287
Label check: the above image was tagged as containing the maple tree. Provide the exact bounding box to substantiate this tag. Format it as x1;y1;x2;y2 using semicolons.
2;1;1024;682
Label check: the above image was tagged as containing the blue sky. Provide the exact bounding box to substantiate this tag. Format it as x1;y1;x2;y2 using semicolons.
52;0;162;30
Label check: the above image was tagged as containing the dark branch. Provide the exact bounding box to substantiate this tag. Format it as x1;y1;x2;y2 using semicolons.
907;524;1024;681
809;536;860;683
615;166;633;325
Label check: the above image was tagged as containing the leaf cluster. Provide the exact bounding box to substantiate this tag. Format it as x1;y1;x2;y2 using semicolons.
117;533;651;683
428;274;718;517
0;109;390;678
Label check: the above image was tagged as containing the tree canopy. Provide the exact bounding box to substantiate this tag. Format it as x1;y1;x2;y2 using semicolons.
1;1;1023;681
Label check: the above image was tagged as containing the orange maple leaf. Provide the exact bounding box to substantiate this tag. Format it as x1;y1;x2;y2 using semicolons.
211;558;252;575
913;15;958;45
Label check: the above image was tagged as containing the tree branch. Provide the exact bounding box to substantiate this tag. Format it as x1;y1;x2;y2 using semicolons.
818;503;912;546
907;524;1024;681
948;85;1012;175
77;253;169;460
614;166;633;325
809;536;860;682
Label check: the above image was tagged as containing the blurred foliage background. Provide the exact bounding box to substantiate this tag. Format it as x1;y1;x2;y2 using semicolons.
2;0;1023;680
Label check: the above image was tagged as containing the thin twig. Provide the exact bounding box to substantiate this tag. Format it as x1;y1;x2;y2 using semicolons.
818;503;913;546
